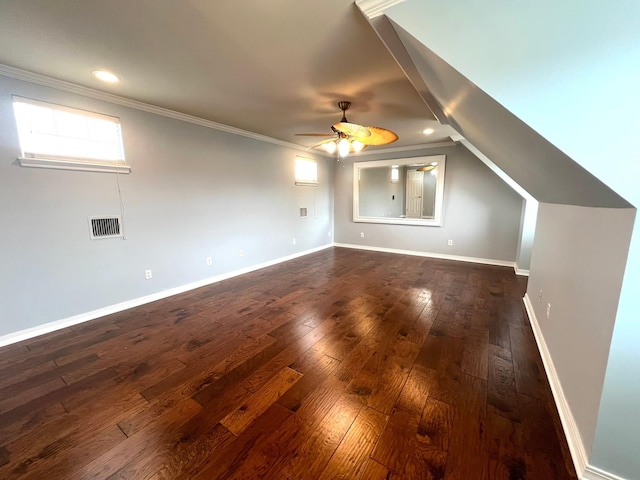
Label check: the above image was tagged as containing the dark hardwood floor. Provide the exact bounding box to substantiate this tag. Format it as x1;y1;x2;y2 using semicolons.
0;247;577;479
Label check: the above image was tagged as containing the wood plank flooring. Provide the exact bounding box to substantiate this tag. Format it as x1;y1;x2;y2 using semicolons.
0;247;577;479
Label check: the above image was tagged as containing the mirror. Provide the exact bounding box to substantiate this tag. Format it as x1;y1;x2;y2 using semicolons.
353;155;446;226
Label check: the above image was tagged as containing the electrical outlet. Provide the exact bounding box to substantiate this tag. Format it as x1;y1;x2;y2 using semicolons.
538;289;543;302
328;231;331;237
546;302;551;319
360;232;365;238
239;250;244;257
447;239;453;246
206;257;212;266
145;269;152;279
292;238;296;245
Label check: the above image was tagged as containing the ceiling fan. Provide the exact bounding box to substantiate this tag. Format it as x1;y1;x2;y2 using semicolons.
296;101;398;157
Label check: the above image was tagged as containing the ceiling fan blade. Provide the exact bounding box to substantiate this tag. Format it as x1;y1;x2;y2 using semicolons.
297;102;394;151
350;143;368;153
307;137;338;149
295;133;334;137
332;122;371;139
356;126;398;146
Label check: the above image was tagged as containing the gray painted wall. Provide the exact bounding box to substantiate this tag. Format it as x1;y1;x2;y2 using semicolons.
0;75;333;338
591;226;640;475
527;203;634;457
456;140;538;273
515;199;538;272
335;145;523;262
380;3;640;476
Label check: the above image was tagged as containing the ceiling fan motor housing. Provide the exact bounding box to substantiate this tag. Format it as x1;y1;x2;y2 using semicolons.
338;101;351;122
337;101;351;111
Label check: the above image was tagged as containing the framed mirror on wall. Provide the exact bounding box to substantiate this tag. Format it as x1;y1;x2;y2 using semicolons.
353;155;446;226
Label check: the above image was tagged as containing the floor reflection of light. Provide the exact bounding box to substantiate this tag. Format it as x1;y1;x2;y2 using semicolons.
416;287;432;303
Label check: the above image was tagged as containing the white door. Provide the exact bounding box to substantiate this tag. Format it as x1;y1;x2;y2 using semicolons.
406;170;424;218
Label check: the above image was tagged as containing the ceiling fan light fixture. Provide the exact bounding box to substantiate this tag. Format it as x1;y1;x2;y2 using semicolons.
295;101;398;156
338;138;351;157
323;141;337;154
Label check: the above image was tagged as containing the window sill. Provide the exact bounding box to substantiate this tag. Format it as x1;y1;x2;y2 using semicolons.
18;157;131;174
295;181;318;187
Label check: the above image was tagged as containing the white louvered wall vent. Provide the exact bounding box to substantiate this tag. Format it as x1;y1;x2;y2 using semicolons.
89;216;122;239
299;207;308;218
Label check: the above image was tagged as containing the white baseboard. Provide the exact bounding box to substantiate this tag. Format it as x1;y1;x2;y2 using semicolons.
523;293;588;477
515;267;530;276
0;244;627;480
522;294;626;480
334;242;518;270
0;244;333;348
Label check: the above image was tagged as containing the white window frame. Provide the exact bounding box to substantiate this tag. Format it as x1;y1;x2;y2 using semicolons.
13;96;130;174
295;156;318;186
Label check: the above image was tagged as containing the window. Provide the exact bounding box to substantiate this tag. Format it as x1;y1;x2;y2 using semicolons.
13;96;130;173
295;156;318;186
391;166;399;183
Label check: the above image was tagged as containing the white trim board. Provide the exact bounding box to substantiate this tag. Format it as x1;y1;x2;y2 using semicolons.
355;140;456;156
334;242;518;271
18;156;132;174
522;294;626;480
583;466;627;480
0;244;332;348
356;0;407;19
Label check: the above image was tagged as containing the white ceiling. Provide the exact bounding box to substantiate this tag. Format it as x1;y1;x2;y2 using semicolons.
0;0;457;152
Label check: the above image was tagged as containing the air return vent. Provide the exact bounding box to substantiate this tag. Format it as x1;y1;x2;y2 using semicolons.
299;207;308;218
89;216;122;239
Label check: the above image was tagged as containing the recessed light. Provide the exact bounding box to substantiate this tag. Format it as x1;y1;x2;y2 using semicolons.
92;70;120;83
422;128;435;135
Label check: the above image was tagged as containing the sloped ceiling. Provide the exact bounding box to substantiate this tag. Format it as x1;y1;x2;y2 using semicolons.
360;11;629;208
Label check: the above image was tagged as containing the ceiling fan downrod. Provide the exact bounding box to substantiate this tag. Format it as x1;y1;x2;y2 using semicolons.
337;101;351;123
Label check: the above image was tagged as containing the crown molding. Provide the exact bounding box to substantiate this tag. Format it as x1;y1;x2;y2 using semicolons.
0;63;313;155
0;63;444;161
356;0;407;19
298;141;455;161
355;139;456;156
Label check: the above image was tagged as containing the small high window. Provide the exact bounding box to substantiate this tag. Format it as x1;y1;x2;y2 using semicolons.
13;96;130;173
391;166;399;183
295;156;318;186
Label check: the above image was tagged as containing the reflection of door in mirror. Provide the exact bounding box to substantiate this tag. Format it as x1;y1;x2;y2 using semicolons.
406;170;423;218
422;171;437;218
